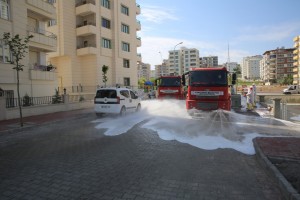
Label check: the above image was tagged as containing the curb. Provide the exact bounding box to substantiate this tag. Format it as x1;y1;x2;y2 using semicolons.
253;138;300;200
0;113;91;135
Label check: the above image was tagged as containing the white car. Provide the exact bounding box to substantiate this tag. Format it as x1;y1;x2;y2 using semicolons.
94;87;141;116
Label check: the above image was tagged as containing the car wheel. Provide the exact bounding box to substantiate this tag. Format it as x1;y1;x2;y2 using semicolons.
136;104;141;112
120;106;126;116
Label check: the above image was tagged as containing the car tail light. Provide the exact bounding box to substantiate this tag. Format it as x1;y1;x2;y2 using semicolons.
117;96;120;104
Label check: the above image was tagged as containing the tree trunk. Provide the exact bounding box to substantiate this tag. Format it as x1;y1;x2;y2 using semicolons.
16;63;23;127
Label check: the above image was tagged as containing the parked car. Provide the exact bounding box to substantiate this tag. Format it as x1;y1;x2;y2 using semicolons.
283;85;300;94
94;87;141;116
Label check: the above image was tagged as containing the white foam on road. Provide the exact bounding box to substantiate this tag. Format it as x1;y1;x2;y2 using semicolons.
94;99;300;155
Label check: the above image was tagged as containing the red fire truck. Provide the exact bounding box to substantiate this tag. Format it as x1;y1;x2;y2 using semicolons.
155;76;184;99
182;67;236;111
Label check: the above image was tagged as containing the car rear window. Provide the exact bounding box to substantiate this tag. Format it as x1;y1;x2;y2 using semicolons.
96;90;117;98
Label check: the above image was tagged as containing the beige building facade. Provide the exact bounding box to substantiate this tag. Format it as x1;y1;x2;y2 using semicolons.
48;0;141;92
294;35;300;84
261;48;294;84
0;0;57;98
137;61;150;80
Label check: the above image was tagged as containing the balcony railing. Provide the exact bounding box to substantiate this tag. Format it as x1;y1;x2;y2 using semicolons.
27;25;57;51
77;44;97;56
76;24;97;36
75;0;95;7
136;3;141;15
26;0;56;20
136;20;141;31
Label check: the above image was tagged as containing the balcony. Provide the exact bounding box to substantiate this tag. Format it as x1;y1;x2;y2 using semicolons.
294;55;299;61
77;44;97;56
76;23;97;36
30;69;56;81
294;36;299;42
75;0;96;16
294;61;299;66
136;20;141;31
136;3;141;15
294;42;300;48
26;0;56;20
27;26;57;52
137;53;141;62
293;67;298;73
294;49;299;54
136;36;141;47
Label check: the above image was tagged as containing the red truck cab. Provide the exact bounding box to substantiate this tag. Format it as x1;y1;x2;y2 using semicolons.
155;76;184;99
182;67;236;111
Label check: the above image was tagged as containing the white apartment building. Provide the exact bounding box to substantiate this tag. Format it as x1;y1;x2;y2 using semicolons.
47;0;141;92
168;49;182;75
168;47;200;75
0;0;57;98
137;61;150;80
294;36;300;84
241;55;262;80
182;47;200;73
224;62;238;73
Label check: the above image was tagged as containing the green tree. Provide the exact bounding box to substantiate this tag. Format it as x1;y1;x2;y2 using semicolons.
102;65;108;87
138;77;146;88
278;75;293;85
233;64;241;75
3;32;33;127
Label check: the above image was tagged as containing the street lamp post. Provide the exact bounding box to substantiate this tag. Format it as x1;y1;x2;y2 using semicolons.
159;51;163;76
173;42;183;75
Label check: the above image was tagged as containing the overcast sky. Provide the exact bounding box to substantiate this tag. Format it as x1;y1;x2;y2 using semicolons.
137;0;300;68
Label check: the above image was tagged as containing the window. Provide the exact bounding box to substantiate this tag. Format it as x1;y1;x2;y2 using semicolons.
120;90;130;98
0;40;11;63
101;38;111;49
121;5;129;16
48;19;57;27
124;77;130;86
123;59;130;68
122;42;130;52
0;0;10;20
121;23;129;34
101;18;110;29
101;0;110;9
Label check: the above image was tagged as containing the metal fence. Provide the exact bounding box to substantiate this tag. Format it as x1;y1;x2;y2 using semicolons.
6;96;63;108
5;94;96;108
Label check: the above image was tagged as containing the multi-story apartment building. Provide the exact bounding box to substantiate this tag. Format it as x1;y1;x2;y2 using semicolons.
261;48;294;84
293;36;300;84
168;47;200;75
224;62;238;73
241;55;262;80
0;0;57;98
155;59;169;77
137;61;150;80
168;49;182;75
48;0;141;92
182;47;200;73
200;56;218;68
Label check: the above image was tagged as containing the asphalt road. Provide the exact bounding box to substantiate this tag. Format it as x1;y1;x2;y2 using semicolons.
0;114;283;200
